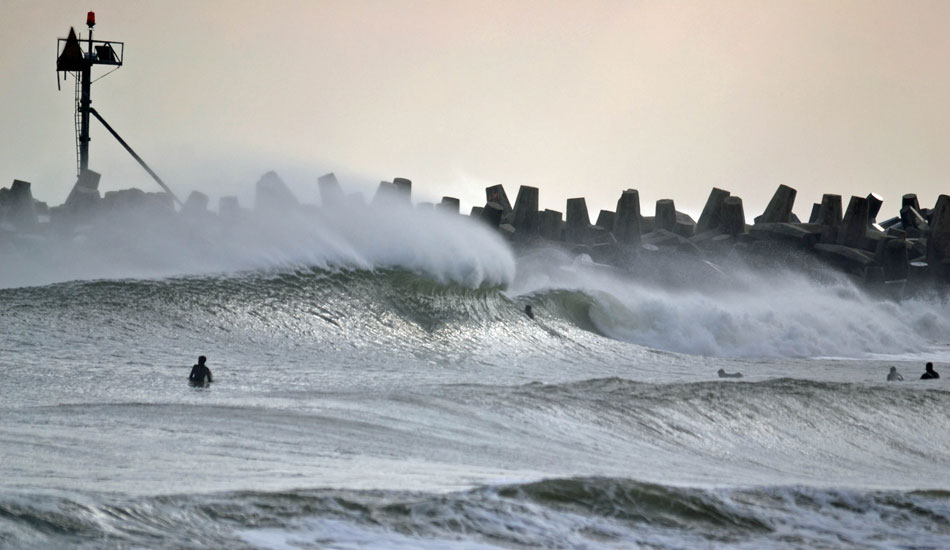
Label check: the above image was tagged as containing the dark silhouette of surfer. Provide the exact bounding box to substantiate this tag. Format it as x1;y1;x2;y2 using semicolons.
525;304;534;320
717;368;743;379
189;355;213;386
887;366;903;381
921;362;940;380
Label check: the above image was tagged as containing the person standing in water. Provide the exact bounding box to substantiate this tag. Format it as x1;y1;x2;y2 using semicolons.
886;366;903;381
921;362;940;380
189;355;213;386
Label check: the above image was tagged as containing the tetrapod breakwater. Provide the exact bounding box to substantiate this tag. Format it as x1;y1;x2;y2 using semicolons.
2;169;948;296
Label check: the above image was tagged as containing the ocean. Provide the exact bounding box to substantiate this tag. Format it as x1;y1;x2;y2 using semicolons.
2;200;949;549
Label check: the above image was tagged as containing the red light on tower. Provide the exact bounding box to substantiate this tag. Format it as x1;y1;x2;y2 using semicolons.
86;11;96;27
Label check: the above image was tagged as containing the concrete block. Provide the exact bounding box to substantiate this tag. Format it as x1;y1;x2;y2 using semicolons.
674;212;696;238
879;216;901;230
908;238;928;260
372;181;397;205
867;193;884;223
749;222;820;246
641;228;685;247
566;197;591;243
720;196;746;235
814;243;876;268
481;202;504;227
65;169;102;210
589;225;616;246
595;210;615;231
640;216;655;233
654;199;676;231
614;189;642;244
7;179;37;229
690;228;725;245
759;184;797;223
512;185;540;235
902;193;920;212
318;173;344;207
673;221;694;238
695;187;731;234
485;185;513;214
808;203;820;224
900;205;929;234
885;226;907;239
256;171;298;213
392;177;412;202
438;196;460;214
470;206;484;218
926;194;950;268
539;209;563;241
183;190;210;215
102;188;147;212
879;237;910;281
816;194;842;227
836;195;869;248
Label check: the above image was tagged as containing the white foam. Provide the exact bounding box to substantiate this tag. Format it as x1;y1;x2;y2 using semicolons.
510;247;950;359
239;518;505;550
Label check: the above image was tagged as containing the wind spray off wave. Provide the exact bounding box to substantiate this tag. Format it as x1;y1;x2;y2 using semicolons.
0;189;516;289
511;247;950;359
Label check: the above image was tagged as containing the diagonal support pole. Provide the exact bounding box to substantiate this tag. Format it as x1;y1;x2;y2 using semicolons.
88;107;184;207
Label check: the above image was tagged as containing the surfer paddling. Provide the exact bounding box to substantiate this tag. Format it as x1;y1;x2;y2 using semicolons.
189;355;213;386
886;366;903;381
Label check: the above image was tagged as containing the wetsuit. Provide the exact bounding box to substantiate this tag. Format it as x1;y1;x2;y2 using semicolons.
921;369;940;380
189;364;213;385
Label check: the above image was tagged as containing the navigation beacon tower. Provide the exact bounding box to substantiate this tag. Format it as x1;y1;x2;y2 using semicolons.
56;12;181;205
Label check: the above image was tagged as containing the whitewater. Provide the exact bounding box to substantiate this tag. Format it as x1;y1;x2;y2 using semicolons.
2;195;950;549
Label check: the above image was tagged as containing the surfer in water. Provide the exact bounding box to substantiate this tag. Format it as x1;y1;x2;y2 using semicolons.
717;368;743;379
887;366;903;381
921;362;940;380
525;304;534;320
189;355;213;386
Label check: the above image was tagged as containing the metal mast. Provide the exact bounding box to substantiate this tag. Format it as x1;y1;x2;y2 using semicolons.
78;12;93;174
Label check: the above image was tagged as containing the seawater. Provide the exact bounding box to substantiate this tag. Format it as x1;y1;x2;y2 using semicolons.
2;202;950;549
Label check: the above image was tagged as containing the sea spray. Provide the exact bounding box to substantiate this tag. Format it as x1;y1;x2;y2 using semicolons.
510;246;950;358
0;197;515;289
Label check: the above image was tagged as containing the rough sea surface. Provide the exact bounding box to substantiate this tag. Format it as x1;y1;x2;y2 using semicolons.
2;203;949;549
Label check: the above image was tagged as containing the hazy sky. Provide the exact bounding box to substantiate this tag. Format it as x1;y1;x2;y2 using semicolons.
2;0;948;220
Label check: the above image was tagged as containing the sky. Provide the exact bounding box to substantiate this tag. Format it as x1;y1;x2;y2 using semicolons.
2;0;949;221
